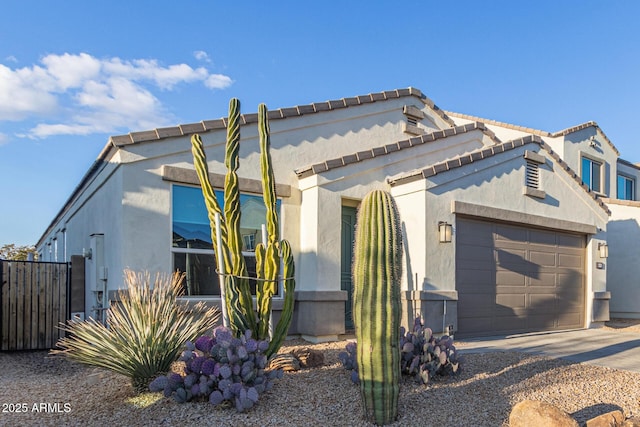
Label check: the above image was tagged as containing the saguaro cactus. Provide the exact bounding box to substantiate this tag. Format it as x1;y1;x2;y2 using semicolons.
190;99;296;359
353;189;403;425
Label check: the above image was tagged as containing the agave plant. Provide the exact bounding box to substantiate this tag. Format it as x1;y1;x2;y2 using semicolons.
51;270;220;392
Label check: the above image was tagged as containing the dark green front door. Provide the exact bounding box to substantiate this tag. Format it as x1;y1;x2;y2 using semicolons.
341;206;357;331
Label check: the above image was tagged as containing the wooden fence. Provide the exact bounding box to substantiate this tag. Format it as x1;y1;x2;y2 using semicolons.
1;260;69;351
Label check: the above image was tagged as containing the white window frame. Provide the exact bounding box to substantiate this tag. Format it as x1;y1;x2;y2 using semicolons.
581;155;603;194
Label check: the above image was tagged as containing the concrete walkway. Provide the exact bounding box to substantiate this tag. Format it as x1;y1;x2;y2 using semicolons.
457;328;640;373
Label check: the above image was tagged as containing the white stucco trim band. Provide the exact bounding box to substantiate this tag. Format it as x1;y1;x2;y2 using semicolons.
451;200;598;235
161;165;291;197
601;197;640;208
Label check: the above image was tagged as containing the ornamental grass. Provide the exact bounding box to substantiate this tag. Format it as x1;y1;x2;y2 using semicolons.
51;270;220;392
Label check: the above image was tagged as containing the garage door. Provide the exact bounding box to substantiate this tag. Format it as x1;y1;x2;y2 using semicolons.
456;218;585;337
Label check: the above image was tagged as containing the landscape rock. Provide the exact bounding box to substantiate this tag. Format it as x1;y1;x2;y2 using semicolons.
622;416;640;427
509;400;579;427
290;347;325;368
267;353;300;371
585;410;625;427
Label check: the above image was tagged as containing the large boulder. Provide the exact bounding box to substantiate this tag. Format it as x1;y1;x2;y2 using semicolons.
509;400;579;427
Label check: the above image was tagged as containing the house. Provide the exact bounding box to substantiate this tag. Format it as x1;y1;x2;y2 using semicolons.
36;87;640;341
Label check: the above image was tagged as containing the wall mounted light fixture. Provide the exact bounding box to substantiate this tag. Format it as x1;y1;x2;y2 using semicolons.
82;248;92;260
598;243;608;259
438;221;453;243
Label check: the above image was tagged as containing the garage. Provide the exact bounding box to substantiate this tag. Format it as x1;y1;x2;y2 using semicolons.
456;217;585;337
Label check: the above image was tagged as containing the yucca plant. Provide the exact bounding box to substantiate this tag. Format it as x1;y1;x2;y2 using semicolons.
51;270;220;392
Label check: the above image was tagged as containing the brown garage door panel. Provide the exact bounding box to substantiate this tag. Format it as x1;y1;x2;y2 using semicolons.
456;218;585;337
529;273;559;287
529;251;557;266
496;271;527;286
559;253;582;268
558;312;582;327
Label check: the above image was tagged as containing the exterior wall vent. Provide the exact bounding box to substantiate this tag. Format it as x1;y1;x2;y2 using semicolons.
402;104;426;135
526;160;539;189
522;151;546;199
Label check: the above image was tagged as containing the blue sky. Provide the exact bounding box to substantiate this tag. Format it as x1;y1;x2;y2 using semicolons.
1;1;639;246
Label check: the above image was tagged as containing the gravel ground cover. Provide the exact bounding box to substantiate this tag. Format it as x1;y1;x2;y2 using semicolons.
1;320;639;426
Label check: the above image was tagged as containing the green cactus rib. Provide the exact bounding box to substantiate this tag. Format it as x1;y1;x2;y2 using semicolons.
190;134;230;269
256;242;279;340
256;103;284;342
258;103;279;245
191;133;244;329
353;190;402;426
265;239;295;358
224;98;256;333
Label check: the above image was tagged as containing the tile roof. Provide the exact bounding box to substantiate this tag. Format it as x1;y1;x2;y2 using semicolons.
294;122;500;179
617;157;640;170
444;111;620;156
387;135;611;215
109;87;454;147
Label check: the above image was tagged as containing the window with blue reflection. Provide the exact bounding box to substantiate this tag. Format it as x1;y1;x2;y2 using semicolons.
581;157;602;193
617;175;635;200
171;184;281;296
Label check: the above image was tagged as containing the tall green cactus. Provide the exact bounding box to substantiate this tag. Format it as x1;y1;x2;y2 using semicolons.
223;98;256;333
255;103;296;357
191;99;253;334
190;98;295;359
353;190;402;426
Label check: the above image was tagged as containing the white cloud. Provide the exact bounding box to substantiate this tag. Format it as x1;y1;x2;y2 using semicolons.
194;51;211;63
0;64;58;120
41;52;102;90
205;74;234;89
0;52;233;139
0;132;8;146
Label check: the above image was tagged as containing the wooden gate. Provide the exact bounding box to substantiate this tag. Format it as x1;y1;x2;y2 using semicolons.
0;260;69;351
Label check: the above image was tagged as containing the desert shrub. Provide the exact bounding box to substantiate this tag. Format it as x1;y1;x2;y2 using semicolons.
339;316;463;385
149;326;282;412
51;270;220;392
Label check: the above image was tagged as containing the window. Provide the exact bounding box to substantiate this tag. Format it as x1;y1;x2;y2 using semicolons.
581;157;602;193
171;184;280;296
617;175;635;200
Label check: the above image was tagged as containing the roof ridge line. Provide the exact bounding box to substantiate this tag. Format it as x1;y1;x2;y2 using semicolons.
388;135;610;215
444;110;552;137
110;87;426;147
446;111;620;156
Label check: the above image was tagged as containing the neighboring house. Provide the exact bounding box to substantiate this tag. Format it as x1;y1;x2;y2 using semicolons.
36;87;639;342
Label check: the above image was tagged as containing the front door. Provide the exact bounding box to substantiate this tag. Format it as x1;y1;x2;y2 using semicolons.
341;206;357;331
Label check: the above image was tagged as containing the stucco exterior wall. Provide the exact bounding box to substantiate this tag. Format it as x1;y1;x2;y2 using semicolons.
296;129;493;294
37;162;125;318
562;127;619;198
606;200;640;318
392;145;609;330
121;163;173;275
34;89;624;336
116;96;439;189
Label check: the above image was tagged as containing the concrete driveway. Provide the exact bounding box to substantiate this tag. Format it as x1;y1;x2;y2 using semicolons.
457;328;640;373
